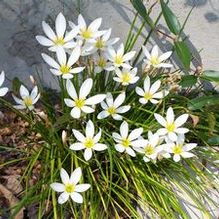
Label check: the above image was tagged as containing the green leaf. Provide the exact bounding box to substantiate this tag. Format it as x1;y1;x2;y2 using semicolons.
188;95;219;110
160;0;181;35
12;77;22;95
207;136;219;145
180;75;197;87
174;41;191;70
130;0;154;28
201;70;219;83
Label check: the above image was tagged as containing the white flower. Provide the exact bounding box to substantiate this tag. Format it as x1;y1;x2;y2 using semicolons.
64;79;106;118
142;45;172;69
113;67;139;86
107;44;136;69
89;28;119;53
42;46;84;79
36;13;78;52
135;76;168;105
69;14;105;42
164;134;197;162
50;167;90;204
93;54;114;73
97;92;130;120
112;121;145;157
137;131;164;163
70;120;107;161
0;71;8;97
12;85;40;110
154;107;189;141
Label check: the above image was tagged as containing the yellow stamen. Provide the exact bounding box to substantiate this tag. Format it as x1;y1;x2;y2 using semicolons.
144;92;153;100
65;183;75;193
84;137;95;148
60;65;71;74
166;123;175;132
23;97;33;107
81;28;93;39
144;144;155;155
54;37;65;46
173;144;183;154
121;138;130;148
150;57;160;66
96;38;105;49
121;72;131;83
75;99;85;108
107;106;116;115
98;57;106;68
114;55;123;65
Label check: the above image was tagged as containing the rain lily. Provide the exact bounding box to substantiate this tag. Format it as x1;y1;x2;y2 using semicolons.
70;120;107;161
107;44;135;69
112;121;145;157
0;71;8;97
154;107;189;141
12;85;40;110
97;92;130;120
113;67;139;86
36;13;78;52
64;79;106;118
42;46;84;79
89;28;119;53
93;54;114;73
69;14;105;42
164;134;197;162
135;76;168;105
50;167;90;204
142;45;172;69
138;131;164;163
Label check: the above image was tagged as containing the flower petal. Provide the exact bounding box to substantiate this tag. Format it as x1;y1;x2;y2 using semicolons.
154;113;167;127
50;183;65;192
84;148;92;161
56;47;67;65
150;80;161;94
75;184;91;192
58;192;69;204
116;106;130;114
97;110;109;119
42;53;60;69
120;121;129;138
86;120;94;138
144;76;150;93
166;107;174;123
56;12;66;38
67;46;81;66
70;167;82;184
126;147;136;157
114;92;125;108
79;78;93;99
85;94;106;105
71;107;81;118
175;114;189;128
0;88;8;97
93;143;107;151
81;106;94;113
64;98;74;107
36;35;54;46
20;85;29;99
129;128;143;141
158;51;172;62
72;129;85;142
70;192;83;203
66;80;78;100
42;21;56;40
115;144;125;153
123;51;136;62
60;168;70;184
70;143;85;151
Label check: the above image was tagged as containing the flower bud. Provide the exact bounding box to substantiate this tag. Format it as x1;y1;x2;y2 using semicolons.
62;130;67;145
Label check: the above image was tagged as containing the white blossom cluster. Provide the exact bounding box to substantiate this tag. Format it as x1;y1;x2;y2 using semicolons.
0;13;197;205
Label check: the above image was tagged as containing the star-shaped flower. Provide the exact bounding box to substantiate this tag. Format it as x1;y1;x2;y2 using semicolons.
0;71;8;97
50;167;90;204
112;121;145;157
70;120;107;161
135;76;168;105
154;107;189;141
36;13;78;52
142;45;172;69
97;92;130;120
64;79;106;118
42;46;84;79
12;85;40;111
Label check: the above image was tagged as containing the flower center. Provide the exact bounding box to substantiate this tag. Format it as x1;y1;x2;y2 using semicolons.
166;123;175;132
173;144;183;154
84;137;95;148
65;183;75;193
144;144;155;155
75;99;85;108
23;97;33;107
60;65;71;74
114;55;123;65
54;37;65;45
121;72;131;83
144;92;153;100
150;56;159;66
96;38;105;49
121;138;130;148
81;28;93;39
98;57;106;68
107;106;116;115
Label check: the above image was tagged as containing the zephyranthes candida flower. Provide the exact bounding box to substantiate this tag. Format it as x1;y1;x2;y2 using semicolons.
70;120;107;161
36;13;78;52
64;79;106;118
12;85;40;110
154;107;189;141
50;167;90;204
